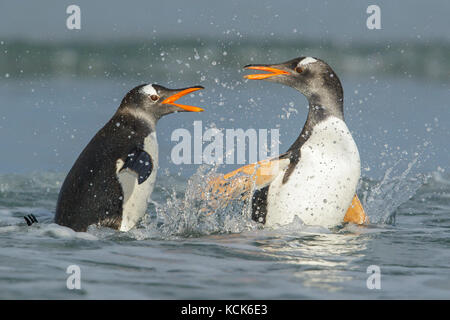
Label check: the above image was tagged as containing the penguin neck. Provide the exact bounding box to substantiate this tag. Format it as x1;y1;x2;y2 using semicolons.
306;86;344;122
116;108;157;133
287;87;344;153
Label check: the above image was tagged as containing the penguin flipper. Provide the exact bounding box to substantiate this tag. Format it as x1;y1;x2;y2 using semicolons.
120;148;153;184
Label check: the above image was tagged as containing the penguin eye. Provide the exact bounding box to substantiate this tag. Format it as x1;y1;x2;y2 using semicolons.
295;66;303;73
150;95;159;101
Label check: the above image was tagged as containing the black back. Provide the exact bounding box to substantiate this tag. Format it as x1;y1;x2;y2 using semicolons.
54;112;152;231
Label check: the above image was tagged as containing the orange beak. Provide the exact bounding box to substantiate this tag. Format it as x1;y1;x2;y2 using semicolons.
244;65;290;80
161;86;204;112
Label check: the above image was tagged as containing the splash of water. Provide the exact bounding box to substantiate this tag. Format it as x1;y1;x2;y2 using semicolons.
0;154;440;240
143;165;259;238
360;156;428;225
132;150;432;237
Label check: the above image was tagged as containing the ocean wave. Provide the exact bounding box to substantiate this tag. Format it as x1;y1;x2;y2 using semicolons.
1;38;449;81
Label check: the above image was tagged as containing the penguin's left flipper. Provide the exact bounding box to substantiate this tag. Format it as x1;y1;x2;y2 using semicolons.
120;148;153;184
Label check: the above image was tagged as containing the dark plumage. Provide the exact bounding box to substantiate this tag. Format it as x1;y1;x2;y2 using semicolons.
55;84;204;232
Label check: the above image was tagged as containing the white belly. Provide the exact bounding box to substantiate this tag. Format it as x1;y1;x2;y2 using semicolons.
116;133;158;231
265;117;360;228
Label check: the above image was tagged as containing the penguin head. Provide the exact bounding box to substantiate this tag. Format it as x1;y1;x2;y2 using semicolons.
119;84;204;119
244;57;343;109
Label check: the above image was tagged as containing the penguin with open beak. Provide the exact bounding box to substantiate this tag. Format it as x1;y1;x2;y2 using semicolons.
55;84;204;232
203;57;366;228
243;57;365;227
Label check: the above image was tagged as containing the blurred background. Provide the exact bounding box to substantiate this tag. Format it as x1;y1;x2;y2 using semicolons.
0;0;449;179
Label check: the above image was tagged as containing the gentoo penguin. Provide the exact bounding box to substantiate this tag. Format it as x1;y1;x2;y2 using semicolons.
204;57;366;228
245;57;363;227
55;84;204;232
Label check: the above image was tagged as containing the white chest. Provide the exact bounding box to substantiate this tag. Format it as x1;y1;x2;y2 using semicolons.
265;117;360;228
116;132;158;231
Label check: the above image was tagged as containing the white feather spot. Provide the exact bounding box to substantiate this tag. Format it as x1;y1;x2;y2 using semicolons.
141;84;157;95
299;57;317;66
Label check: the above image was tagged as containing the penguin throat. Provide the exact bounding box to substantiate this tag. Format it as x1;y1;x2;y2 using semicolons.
306;92;344;122
133;109;158;129
118;108;157;131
